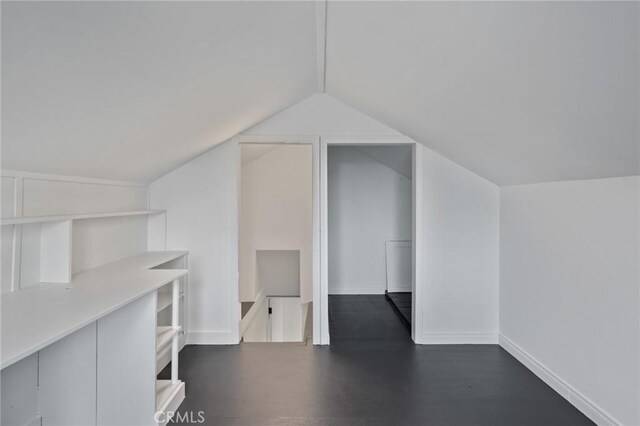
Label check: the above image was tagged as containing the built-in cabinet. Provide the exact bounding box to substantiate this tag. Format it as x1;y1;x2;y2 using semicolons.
0;252;189;426
0;171;189;426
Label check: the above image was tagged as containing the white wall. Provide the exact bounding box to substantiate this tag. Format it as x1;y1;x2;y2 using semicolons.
418;148;500;344
1;171;149;293
239;145;313;303
244;93;401;137
499;176;640;426
150;141;240;344
150;93;500;345
328;146;412;294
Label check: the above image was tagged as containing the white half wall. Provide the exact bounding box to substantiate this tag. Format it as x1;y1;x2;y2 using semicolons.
418;148;500;344
499;176;640;426
150;141;240;344
328;146;412;294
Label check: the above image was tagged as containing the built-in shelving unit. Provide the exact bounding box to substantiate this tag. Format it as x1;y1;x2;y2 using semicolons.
0;251;188;370
154;271;187;425
157;291;185;314
1;251;189;426
156;380;185;421
0;171;187;425
0;209;165;226
156;326;182;351
1;209;167;290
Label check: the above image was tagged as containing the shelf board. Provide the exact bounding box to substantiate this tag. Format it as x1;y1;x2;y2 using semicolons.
156;326;182;352
156;292;185;314
156;380;185;425
1;210;165;226
2;251;188;370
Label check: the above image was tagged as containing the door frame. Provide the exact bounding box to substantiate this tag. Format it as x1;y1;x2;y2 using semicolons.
321;137;424;343
233;135;424;345
234;135;323;344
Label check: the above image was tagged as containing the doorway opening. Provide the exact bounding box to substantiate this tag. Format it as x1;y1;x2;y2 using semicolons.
327;144;414;341
238;143;313;343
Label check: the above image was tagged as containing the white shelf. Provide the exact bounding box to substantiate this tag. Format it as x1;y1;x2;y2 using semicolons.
156;326;182;351
1;210;165;226
155;380;185;425
1;251;188;370
157;291;184;313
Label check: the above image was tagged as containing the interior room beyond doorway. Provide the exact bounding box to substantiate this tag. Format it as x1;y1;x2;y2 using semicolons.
327;144;414;336
238;143;313;343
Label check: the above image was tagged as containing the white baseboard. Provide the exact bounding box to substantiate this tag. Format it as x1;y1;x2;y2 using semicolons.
417;332;498;344
387;285;412;293
499;334;618;426
328;285;384;295
186;331;239;345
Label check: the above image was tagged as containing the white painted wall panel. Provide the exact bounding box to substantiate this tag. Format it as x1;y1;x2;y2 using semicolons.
1;225;15;293
38;323;97;426
256;250;301;297
245;94;400;137
22;178;147;216
97;292;156;426
240;145;312;303
419;148;499;343
386;241;412;293
72;216;148;273
328;146;412;294
0;353;38;426
150;141;239;344
269;297;302;342
500;176;640;425
19;223;42;288
1;176;16;217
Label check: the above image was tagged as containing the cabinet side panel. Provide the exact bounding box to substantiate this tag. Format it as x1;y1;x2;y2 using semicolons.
97;292;156;426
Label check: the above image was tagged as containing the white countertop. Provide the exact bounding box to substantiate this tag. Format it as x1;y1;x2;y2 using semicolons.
1;251;188;370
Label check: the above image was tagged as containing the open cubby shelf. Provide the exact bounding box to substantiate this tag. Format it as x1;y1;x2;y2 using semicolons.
154;274;187;424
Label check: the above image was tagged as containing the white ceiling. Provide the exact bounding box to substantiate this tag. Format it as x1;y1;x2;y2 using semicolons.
2;1;638;186
325;1;639;185
353;146;412;180
1;1;317;182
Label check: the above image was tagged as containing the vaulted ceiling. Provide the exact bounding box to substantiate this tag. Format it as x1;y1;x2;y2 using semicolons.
1;1;317;182
325;1;639;185
2;1;638;185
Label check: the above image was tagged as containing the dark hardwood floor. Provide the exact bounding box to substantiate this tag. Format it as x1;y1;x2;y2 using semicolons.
385;291;412;329
161;295;593;425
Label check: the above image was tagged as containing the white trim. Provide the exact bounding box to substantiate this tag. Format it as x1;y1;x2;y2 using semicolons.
319;137;330;345
322;135;414;145
233;135;324;345
2;169;147;188
411;143;424;343
419;332;498;344
499;334;619;426
328;286;384;295
321;137;423;345
186;331;238;345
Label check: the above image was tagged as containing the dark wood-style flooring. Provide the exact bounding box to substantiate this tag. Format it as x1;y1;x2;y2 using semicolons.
385;291;412;329
160;295;593;425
